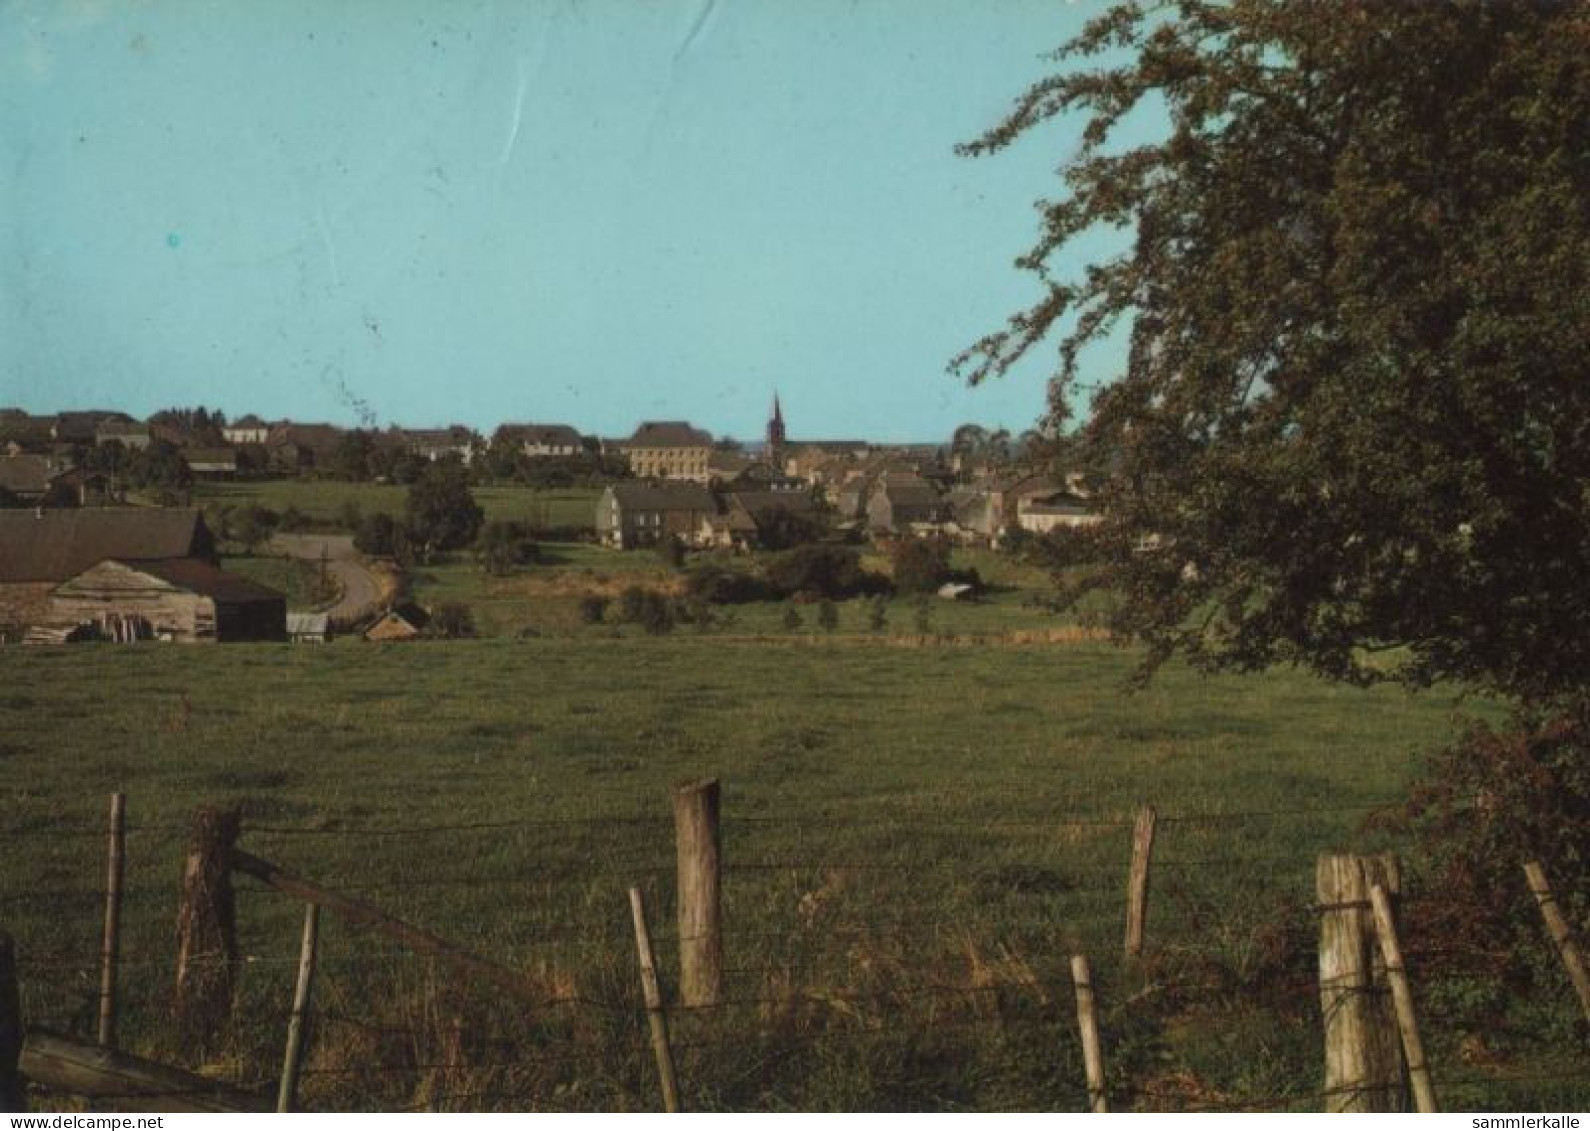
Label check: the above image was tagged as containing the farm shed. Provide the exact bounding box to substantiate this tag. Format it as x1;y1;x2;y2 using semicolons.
364;604;429;642
286;612;330;643
50;558;286;643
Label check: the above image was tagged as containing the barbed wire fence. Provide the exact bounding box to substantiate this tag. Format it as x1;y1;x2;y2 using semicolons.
3;784;1586;1113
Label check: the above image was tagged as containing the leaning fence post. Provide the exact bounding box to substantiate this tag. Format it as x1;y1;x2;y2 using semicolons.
174;806;240;1051
1368;884;1438;1113
276;903;320;1113
672;778;722;1007
1124;805;1157;959
1;932;24;1113
1523;861;1590;1023
98;792;127;1048
628;886;681;1113
1317;853;1405;1112
1070;954;1108;1113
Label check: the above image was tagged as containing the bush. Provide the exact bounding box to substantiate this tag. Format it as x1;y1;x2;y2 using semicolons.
866;594;890;632
577;595;611;624
338;501;364;533
684;563;772;605
617;586;675;635
890;537;953;595
428;601;477;639
817;600;839;633
278;504;312;533
1391;707;1590;976
657;537;686;569
781;603;803;632
765;544;882;600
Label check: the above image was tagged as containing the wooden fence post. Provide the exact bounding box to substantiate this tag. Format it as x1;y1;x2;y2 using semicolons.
1069;954;1108;1112
1124;805;1157;959
174;806;240;1050
1;933;24;1113
276;903;320;1113
1523;861;1590;1023
1368;884;1438;1113
672;778;722;1008
98;792;127;1048
1317;853;1405;1112
629;887;681;1114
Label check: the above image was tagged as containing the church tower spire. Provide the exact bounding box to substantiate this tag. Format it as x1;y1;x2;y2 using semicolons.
766;391;787;468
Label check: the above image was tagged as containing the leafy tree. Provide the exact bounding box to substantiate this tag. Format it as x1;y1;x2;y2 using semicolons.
955;2;1590;706
125;439;191;493
751;505;827;551
231;504;279;554
354;512;407;560
765;544;881;600
81;439;128;477
405;462;484;559
889;537;952;595
330;430;379;482
476;520;540;575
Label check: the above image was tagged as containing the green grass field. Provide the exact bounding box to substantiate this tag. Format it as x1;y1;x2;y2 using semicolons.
192;480;600;530
3;635;1579;1112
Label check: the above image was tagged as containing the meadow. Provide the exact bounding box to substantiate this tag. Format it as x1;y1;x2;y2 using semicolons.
191;480;600;530
4;633;1582;1111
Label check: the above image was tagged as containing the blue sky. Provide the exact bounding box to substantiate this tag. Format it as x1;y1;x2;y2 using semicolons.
0;0;1138;442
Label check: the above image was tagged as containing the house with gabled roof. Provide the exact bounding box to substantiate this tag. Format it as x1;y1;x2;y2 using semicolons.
597;482;718;548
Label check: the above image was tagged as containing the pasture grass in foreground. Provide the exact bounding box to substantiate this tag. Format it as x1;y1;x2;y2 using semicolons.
1;638;1577;1111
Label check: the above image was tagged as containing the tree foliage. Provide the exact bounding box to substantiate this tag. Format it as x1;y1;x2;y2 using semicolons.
957;2;1590;703
889;537;953;595
405;462;484;558
476;520;540;575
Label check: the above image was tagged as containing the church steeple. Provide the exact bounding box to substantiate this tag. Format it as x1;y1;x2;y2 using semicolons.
766;392;787;467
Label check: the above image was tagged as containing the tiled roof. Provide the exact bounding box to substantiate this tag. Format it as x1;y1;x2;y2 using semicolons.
0;508;210;582
608;482;718;511
625;421;712;448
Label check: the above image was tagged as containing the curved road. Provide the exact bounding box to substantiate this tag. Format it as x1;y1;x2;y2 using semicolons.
270;534;381;623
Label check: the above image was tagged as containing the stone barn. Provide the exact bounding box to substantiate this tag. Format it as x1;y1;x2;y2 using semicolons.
51;558;286;643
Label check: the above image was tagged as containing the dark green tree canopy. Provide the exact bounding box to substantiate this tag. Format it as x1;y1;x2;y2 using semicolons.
405;461;484;557
957;1;1590;703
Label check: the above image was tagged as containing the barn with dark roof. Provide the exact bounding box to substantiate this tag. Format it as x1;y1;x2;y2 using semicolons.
0;508;283;642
